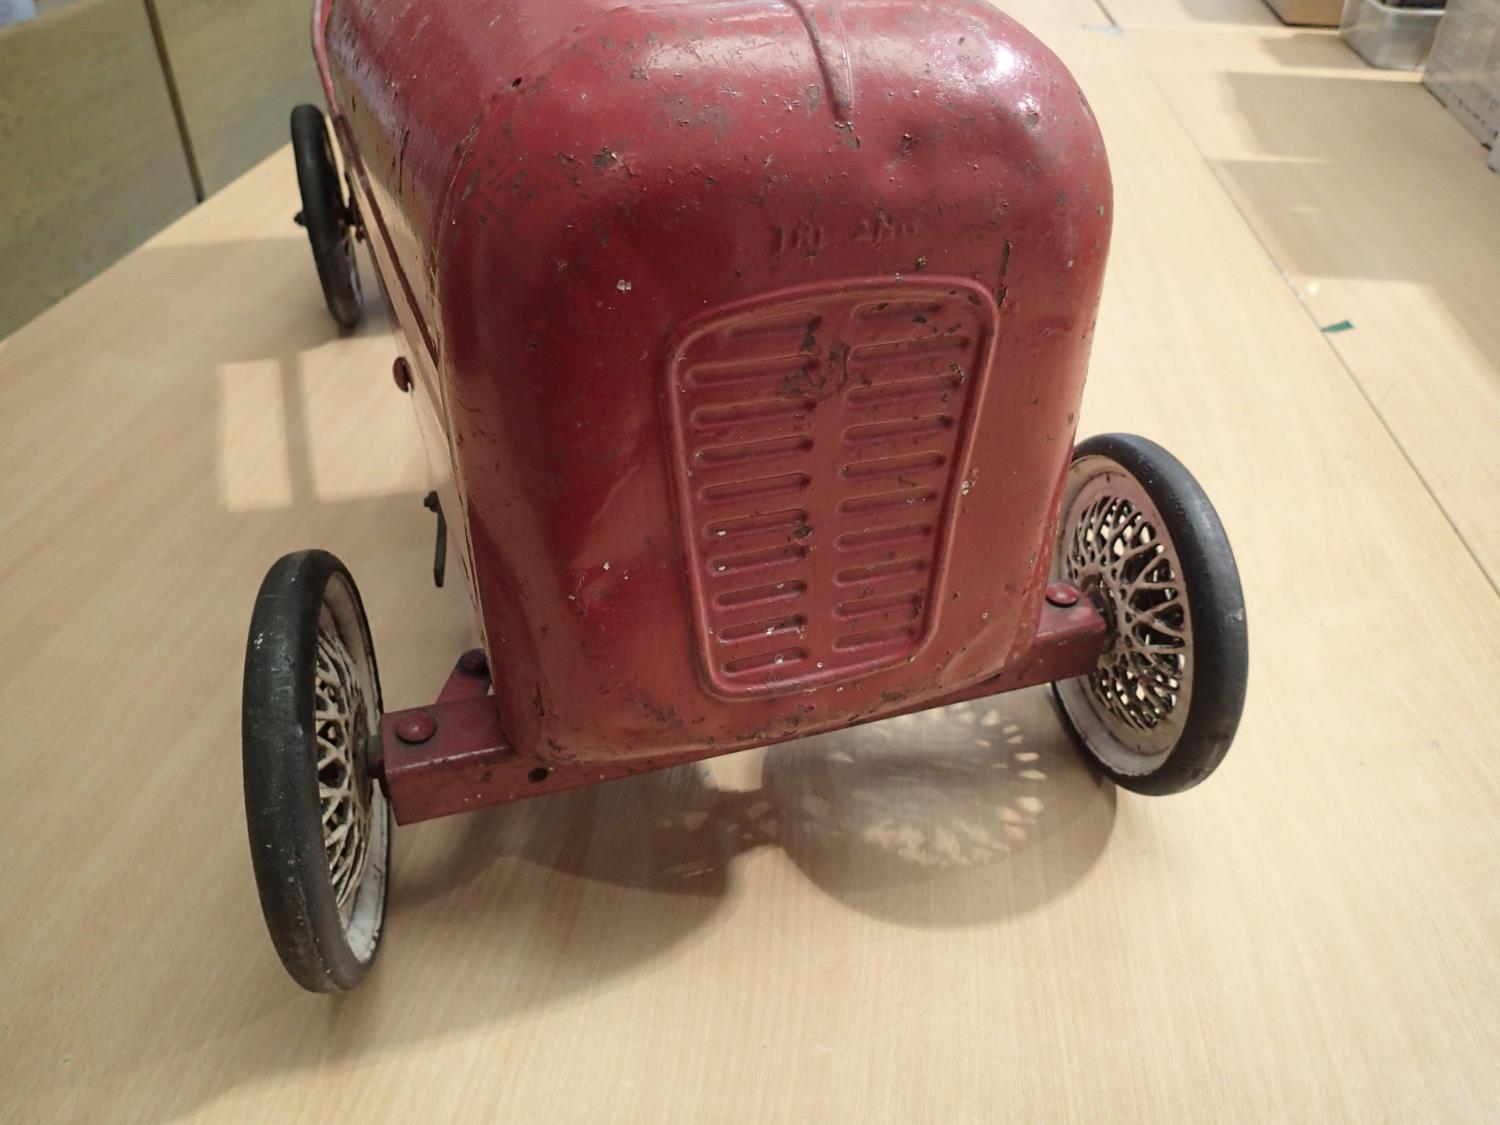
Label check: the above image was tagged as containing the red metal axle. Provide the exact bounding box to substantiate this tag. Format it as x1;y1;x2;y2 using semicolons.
379;594;1105;825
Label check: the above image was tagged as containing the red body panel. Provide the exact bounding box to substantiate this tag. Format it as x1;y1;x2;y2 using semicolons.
316;0;1111;773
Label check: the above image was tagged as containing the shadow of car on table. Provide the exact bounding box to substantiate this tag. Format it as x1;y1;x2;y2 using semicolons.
395;683;1116;943
761;687;1117;927
162;688;1113;1121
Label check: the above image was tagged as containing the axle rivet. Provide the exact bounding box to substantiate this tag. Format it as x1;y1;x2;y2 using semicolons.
395;711;436;744
392;356;412;393
458;648;489;677
1045;582;1080;608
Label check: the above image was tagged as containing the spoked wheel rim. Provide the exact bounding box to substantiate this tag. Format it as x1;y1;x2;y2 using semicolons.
314;578;388;962
1053;456;1193;776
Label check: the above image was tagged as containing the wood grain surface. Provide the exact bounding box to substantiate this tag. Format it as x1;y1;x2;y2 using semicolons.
1119;17;1500;589
2;2;1497;1120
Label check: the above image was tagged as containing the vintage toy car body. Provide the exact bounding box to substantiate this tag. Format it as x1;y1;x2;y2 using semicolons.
244;0;1249;991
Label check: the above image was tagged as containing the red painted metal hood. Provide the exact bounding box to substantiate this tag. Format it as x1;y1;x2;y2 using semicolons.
320;0;1112;763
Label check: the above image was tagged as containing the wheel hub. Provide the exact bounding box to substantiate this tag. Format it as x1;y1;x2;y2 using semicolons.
1055;468;1194;760
314;624;373;921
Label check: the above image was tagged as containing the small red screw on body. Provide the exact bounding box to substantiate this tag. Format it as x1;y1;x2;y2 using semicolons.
1044;582;1080;608
392;356;412;393
394;711;436;744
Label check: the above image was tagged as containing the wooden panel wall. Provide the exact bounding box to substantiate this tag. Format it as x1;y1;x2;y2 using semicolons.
150;0;324;196
0;0;198;336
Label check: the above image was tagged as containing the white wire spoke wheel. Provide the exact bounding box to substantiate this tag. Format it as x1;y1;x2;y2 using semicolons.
244;550;390;991
1051;434;1248;795
314;622;378;928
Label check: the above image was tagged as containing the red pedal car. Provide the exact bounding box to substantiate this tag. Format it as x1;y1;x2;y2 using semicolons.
245;0;1249;991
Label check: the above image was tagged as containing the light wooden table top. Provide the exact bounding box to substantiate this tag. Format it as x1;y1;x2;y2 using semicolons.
1116;7;1500;592
4;3;1498;1120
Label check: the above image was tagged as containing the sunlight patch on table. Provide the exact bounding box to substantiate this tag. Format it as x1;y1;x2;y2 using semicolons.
292;344;430;502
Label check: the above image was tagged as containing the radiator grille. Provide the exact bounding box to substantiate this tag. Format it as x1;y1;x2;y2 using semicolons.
665;279;996;697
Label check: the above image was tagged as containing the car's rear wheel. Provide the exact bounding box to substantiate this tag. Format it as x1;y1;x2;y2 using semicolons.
291;104;363;328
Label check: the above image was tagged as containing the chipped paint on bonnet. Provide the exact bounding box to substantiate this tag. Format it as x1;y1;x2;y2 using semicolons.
318;0;1111;773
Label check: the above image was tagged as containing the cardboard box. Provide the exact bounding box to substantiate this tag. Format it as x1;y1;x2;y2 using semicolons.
1263;0;1347;26
1423;0;1500;145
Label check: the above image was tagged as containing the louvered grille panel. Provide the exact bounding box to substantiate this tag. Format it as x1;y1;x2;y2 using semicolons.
665;280;996;697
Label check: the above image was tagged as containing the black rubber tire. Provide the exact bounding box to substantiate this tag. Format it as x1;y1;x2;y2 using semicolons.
243;550;389;991
1051;434;1248;795
291;104;363;328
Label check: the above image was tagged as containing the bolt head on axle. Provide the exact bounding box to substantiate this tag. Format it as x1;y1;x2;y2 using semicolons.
1045;582;1080;608
394;711;436;744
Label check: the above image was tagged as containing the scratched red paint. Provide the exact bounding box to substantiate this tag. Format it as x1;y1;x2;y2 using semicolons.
309;0;1113;815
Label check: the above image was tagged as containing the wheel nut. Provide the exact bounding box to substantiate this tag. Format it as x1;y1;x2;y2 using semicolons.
1045;582;1080;608
392;356;412;393
394;711;436;744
